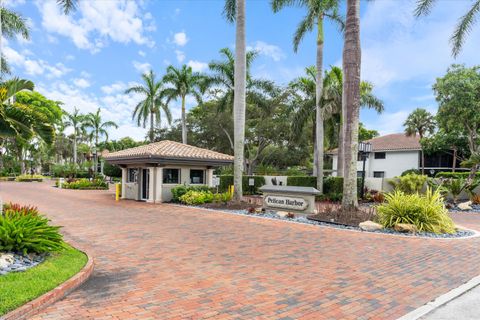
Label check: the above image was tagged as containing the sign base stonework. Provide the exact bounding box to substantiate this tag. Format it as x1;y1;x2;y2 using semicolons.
259;185;321;215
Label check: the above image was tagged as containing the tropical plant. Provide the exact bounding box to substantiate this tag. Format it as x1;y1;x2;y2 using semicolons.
58;178;108;190
224;0;247;202
377;188;456;234
388;173;428;194
179;190;215;205
162;65;205;144
443;178;464;203
63;107;85;165
83;108;118;172
272;0;344;193
2;203;39;216
0;7;30;76
125;70;172;143
171;185;211;203
341;0;362;209
0;211;65;254
404;108;436;174
415;0;480;57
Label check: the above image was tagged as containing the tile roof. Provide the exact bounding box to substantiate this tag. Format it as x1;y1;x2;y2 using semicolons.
104;140;234;162
328;133;421;154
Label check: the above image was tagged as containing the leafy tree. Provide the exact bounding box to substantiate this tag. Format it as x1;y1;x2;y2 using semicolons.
358;123;379;141
272;0;343;193
83;108;118;172
162;65;204;144
342;0;361;209
126;70;172;143
0;7;30;76
415;0;480;57
64;107;85;165
434;64;480;182
421;129;470;172
404;108;436;174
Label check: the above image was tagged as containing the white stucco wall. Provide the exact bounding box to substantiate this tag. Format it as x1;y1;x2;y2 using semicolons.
331;150;420;178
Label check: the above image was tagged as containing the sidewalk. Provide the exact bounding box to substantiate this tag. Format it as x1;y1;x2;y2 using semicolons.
423;285;480;319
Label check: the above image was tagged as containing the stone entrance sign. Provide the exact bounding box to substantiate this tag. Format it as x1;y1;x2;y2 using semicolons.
259;185;321;215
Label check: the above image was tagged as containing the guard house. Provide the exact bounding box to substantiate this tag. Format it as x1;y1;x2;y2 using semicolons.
104;140;234;203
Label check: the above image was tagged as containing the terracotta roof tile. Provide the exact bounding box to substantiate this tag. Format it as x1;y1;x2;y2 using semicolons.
104;140;234;162
328;133;420;154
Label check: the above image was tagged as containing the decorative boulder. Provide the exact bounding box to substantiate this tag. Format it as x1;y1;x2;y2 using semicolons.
359;220;383;232
0;253;14;269
277;211;289;218
394;223;418;233
458;201;473;211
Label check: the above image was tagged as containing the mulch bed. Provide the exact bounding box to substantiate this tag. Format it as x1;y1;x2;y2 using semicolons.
307;205;377;227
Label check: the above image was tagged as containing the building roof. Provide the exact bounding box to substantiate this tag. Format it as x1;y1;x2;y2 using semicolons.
328;133;421;154
104;140;234;163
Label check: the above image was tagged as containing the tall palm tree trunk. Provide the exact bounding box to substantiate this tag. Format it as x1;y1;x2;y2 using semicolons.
181;95;187;144
315;14;324;193
341;0;361;209
149;108;155;143
233;0;246;202
337;118;344;176
73;132;77;165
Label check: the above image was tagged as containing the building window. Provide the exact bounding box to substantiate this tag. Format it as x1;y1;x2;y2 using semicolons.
127;168;138;183
190;170;205;184
373;171;385;178
163;169;180;184
374;152;386;159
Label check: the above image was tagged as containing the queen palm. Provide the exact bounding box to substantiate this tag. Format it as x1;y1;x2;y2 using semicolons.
83;108;118;172
404;108;436;175
272;0;343;193
125;70;172;143
162;65;204;144
0;7;30;75
64;107;85;165
415;0;480;57
224;0;247;202
342;0;361;209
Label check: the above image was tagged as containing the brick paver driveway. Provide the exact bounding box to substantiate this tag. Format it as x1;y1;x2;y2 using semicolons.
2;181;480;320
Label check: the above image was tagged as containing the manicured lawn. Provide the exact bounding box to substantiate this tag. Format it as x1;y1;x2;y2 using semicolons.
0;245;87;316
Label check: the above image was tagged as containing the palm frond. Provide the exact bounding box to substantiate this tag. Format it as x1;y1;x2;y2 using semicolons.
450;1;480;58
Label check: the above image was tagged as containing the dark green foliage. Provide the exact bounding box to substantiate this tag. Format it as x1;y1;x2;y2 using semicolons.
0;211;65;254
103;162;122;178
287;176;362;201
401;169;421;176
51;163;88;178
218;175;266;195
171;185;212;202
436;171;480;179
286;176;317;188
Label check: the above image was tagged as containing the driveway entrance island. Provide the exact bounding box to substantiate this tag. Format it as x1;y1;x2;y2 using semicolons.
2;181;480;319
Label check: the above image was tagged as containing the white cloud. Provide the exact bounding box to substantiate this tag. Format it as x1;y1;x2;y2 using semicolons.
101;82;126;95
172;31;188;46
37;0;155;54
132;61;151;74
65;54;75;61
175;50;185;63
187;60;208;72
73;78;91;88
248;41;286;61
138;50;146;57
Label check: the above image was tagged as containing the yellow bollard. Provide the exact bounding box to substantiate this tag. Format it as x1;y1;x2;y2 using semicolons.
115;183;121;201
228;185;234;196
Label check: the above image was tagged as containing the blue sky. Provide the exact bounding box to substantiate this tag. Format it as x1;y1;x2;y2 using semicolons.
4;0;480;141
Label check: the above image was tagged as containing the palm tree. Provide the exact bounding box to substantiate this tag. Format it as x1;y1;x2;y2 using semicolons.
0;7;30;76
125;70;172;143
64;107;85;165
404;108;436;175
272;0;343;193
341;0;361;209
57;0;77;14
415;0;480;57
223;0;247;202
83;108;118;173
162;65;204;144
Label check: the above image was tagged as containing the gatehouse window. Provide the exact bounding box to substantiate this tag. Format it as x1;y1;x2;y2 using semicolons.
163;169;180;184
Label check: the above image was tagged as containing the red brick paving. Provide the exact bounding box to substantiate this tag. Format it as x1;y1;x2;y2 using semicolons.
1;181;480;319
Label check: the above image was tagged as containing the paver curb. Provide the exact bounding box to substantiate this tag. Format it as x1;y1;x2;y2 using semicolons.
1;249;94;320
397;274;480;320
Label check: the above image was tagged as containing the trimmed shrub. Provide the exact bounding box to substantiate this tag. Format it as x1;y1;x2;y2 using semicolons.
58;178;108;190
0;210;65;254
376;188;456;234
179;190;214;205
435;172;480;179
15;174;46;182
103;162;122;178
171;185;212;202
218;175;266;195
287;176;362;201
388;174;427;194
51;163;89;178
287;176;317;188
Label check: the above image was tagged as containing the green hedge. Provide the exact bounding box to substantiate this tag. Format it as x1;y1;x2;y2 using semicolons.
435;172;480;179
287;176;362;200
218;175;266;195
